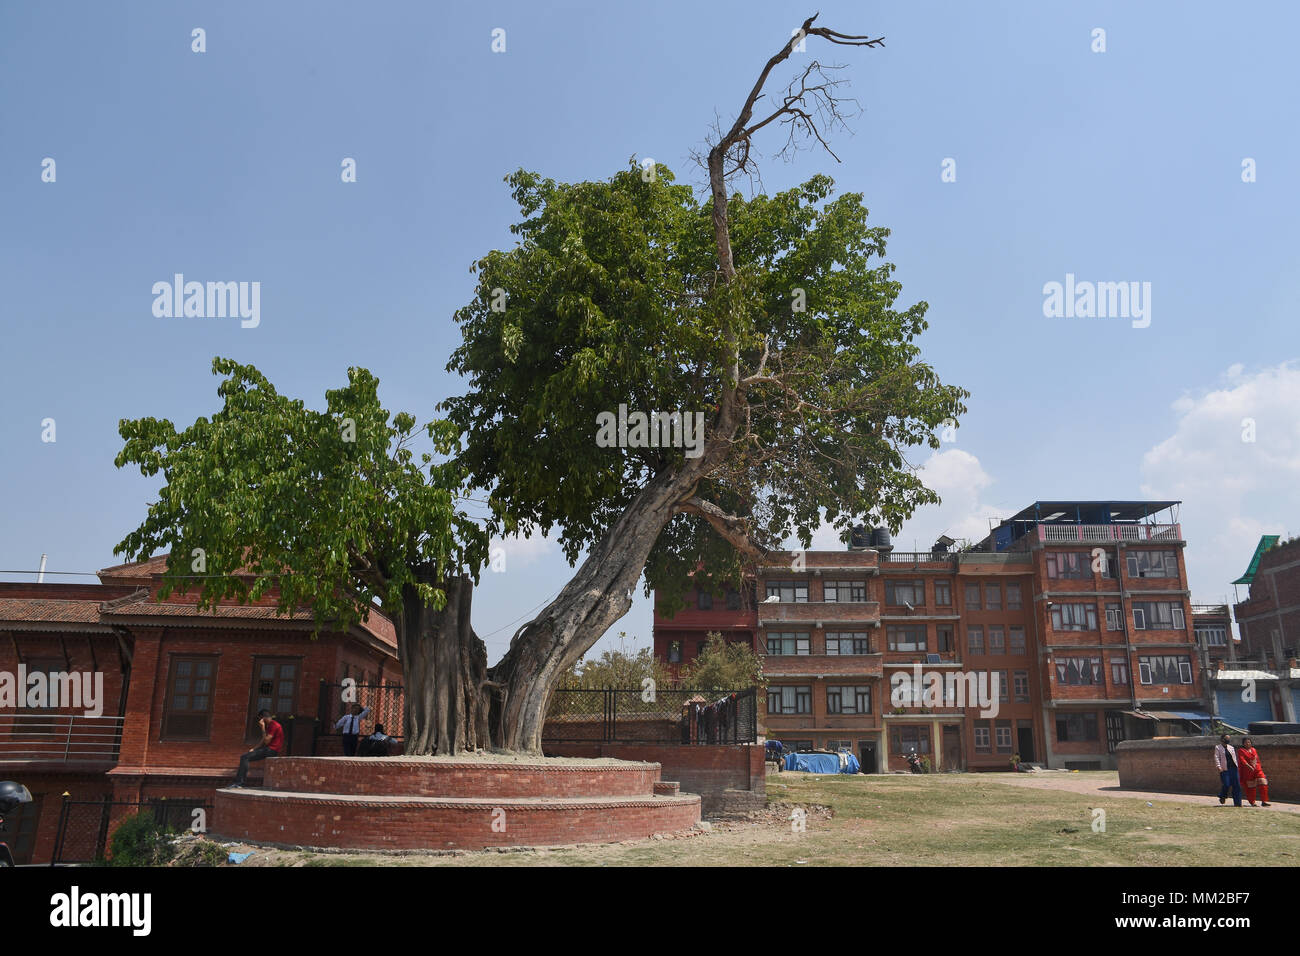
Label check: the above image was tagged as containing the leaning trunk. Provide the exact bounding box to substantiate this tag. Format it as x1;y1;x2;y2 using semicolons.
395;573;493;755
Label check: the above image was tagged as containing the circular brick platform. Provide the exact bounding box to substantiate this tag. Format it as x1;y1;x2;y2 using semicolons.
211;757;701;851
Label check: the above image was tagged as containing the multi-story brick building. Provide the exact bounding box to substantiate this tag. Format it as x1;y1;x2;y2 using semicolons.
1220;535;1300;725
0;554;398;864
654;500;1210;772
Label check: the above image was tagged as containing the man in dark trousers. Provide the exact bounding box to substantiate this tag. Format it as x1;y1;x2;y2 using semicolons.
334;703;371;756
230;709;284;788
1214;733;1242;806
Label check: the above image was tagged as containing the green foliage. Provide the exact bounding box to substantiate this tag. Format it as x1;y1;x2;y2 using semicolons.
679;631;765;691
557;635;671;690
444;163;967;614
108;812;176;867
114;358;489;631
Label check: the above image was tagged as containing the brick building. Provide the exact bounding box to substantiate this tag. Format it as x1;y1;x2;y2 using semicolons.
0;554;398;864
1220;535;1300;726
654;500;1210;772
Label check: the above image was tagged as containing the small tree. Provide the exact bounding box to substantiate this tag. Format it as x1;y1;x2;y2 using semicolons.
680;632;765;691
557;636;672;690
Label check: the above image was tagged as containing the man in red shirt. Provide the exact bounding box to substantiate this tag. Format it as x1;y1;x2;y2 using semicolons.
230;709;284;788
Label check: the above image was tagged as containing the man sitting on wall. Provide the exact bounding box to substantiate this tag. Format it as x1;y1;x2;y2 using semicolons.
229;709;284;788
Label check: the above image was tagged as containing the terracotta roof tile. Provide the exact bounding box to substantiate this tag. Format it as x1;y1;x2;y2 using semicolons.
0;598;112;627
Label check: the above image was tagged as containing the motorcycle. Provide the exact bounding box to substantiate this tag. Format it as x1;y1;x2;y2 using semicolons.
0;781;33;867
904;750;927;774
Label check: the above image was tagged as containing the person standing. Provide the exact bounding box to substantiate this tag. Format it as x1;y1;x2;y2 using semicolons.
230;709;284;788
334;703;371;757
1237;737;1271;807
1214;733;1242;807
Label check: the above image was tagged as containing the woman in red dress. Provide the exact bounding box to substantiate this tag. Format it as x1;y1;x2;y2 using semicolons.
1237;737;1271;807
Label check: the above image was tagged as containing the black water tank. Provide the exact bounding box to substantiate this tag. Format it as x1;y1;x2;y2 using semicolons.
849;526;872;550
871;527;891;549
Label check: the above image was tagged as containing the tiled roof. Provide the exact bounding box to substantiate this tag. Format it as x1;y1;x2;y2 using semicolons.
0;598;113;630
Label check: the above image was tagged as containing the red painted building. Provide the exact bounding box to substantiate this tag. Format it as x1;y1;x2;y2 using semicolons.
0;554;397;864
654;500;1210;772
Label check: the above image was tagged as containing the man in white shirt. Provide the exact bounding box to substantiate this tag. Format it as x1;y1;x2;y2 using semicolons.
335;703;371;757
1214;734;1242;806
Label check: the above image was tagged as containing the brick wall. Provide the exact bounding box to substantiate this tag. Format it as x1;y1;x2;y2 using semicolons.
1117;734;1300;800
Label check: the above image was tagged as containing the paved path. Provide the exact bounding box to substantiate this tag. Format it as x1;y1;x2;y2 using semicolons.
983;770;1300;814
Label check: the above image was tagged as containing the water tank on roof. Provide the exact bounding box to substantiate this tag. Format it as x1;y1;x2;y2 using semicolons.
871;527;892;552
849;526;872;550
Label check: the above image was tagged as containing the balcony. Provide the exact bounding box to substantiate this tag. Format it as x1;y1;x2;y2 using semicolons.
0;714;123;765
757;601;880;625
1036;524;1181;543
879;552;954;567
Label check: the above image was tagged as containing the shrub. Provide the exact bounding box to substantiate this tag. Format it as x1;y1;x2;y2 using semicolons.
108;812;176;867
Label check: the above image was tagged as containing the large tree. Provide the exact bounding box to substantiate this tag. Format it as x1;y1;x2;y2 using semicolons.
444;15;966;750
115;16;966;755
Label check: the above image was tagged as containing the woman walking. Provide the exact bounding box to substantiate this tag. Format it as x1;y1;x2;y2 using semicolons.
1237;737;1271;807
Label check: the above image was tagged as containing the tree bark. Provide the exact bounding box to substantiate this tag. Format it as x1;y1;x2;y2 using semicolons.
395;573;493;755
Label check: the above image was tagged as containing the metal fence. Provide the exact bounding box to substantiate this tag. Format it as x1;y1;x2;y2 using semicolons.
543;687;758;745
0;714;124;762
51;796;213;865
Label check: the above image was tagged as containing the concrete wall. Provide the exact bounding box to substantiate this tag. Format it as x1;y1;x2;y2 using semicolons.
1116;734;1300;800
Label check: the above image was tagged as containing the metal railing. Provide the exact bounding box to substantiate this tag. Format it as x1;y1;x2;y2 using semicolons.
543;687;758;745
0;714;124;762
1037;523;1181;543
880;551;954;564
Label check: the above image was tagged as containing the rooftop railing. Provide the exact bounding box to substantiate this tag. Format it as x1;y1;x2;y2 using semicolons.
1036;523;1181;543
0;714;124;763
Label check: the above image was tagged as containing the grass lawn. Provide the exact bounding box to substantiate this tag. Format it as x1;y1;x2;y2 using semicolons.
231;772;1300;867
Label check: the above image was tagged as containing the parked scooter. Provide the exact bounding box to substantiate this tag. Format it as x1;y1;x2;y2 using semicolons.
0;781;33;867
904;750;927;774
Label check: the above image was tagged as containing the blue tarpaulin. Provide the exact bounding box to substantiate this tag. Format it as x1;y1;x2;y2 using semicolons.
783;752;860;774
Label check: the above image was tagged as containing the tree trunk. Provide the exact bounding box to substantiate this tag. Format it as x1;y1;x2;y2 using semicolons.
395;573;494;755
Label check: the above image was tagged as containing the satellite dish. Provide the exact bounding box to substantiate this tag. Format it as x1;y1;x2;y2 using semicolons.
763;595;781;604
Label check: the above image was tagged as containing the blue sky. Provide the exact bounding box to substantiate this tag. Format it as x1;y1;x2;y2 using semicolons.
2;1;1297;659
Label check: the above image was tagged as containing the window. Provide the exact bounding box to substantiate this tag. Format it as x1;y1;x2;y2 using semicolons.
1111;659;1129;685
988;627;1005;653
887;625;927;652
986;585;1002;610
1006;584;1022;610
163;656;216;740
967;627;984;654
766;632;811;656
1126;550;1178;579
885;580;924;606
1056;713;1099;742
697;591;713;610
825;632;871;655
891;726;931;754
1051;603;1098;631
826;685;872;715
765;581;808;603
1055;657;1103;686
974;721;991;753
964;584;981;610
995;721;1013;753
1131;602;1186;631
1106;603;1124;632
249;658;299;736
934;581;952;607
668;641;682;663
725;589;741;610
997;670;1009;702
696;641;707;657
1098;551;1119;579
1195;626;1227;647
1046;551;1093;579
1013;671;1030;702
1138;655;1193;685
1009;627;1026;654
936;625;954;653
824;580;868;603
767;685;811;715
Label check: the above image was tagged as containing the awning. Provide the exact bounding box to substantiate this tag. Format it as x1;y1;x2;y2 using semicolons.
1122;710;1155;720
1143;710;1213;722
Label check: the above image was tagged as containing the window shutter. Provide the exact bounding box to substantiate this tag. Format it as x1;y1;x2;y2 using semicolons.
1132;607;1146;630
1138;661;1152;684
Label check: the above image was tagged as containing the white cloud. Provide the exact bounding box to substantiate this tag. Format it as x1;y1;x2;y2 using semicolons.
1140;361;1300;601
489;531;556;569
